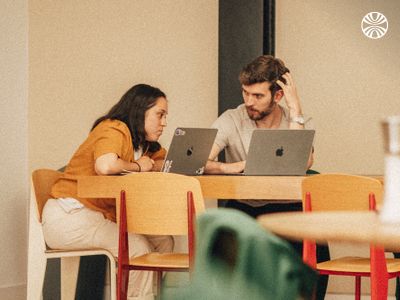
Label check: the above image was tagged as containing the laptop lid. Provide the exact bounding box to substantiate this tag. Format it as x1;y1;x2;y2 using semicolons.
244;129;315;176
162;127;217;175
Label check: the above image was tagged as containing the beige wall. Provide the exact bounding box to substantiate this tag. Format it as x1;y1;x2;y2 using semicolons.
0;0;28;298
29;0;218;170
277;0;400;295
277;0;400;175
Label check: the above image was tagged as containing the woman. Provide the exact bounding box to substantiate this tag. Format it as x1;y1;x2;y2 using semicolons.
42;84;173;300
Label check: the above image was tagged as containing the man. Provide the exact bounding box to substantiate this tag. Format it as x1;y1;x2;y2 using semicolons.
206;55;310;175
204;55;328;299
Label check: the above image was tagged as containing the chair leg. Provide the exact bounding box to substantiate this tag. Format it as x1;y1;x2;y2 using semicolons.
156;271;162;300
370;269;389;300
27;256;47;300
303;240;317;268
117;267;129;300
108;258;117;300
370;246;389;300
117;191;130;300
355;276;361;300
60;256;80;300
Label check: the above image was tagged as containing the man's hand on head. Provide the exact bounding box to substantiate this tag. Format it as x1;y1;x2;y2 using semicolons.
276;72;302;116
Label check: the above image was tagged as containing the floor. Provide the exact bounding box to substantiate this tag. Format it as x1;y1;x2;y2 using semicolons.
162;273;397;299
325;295;395;300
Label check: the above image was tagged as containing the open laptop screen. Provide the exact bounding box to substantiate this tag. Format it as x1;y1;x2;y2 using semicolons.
244;129;315;176
161;127;217;175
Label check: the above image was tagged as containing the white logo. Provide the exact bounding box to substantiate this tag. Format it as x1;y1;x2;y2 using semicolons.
361;12;388;39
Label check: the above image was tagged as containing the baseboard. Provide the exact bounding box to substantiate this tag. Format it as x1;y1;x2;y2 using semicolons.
0;284;26;300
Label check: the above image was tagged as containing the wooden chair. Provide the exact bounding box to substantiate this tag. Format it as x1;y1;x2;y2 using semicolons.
302;174;400;300
27;169;116;300
115;172;205;300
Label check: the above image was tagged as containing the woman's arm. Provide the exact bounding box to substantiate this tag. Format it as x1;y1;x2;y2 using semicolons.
95;153;154;175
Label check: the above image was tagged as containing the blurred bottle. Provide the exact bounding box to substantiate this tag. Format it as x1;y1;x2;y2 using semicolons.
380;116;400;223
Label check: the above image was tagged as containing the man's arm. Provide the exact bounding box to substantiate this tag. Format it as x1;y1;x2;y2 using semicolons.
277;72;315;168
277;72;304;130
307;148;314;169
204;144;246;174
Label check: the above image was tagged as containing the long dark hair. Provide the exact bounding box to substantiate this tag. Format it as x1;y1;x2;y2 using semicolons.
92;84;166;153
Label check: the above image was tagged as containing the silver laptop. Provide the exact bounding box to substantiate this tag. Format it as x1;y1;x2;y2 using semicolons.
161;127;217;175
244;129;315;176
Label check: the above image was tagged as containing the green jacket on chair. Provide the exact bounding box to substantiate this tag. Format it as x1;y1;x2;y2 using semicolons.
164;208;317;300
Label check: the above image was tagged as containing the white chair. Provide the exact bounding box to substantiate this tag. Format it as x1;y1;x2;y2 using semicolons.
27;169;116;300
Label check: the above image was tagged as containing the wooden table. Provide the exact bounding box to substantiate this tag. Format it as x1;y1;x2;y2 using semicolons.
78;175;383;201
197;175;383;199
77;175;306;200
196;175;305;200
258;211;400;251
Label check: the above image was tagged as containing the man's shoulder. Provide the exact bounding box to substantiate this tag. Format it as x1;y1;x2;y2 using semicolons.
219;104;247;120
212;104;246;129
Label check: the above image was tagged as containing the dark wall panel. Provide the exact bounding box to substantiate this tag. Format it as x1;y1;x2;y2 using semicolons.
263;0;275;55
219;0;264;115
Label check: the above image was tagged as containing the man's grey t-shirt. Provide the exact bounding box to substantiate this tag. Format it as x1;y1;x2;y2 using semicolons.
211;103;293;207
212;103;290;163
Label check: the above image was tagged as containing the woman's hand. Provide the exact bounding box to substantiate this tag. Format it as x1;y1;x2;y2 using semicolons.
152;159;165;172
136;156;155;172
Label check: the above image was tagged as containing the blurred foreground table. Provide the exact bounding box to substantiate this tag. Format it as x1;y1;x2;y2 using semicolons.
258;211;400;251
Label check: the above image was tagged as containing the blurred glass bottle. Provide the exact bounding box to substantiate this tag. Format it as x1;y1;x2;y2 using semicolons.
380;116;400;223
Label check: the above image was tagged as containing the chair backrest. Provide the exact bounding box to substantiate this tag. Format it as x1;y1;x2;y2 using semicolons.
302;174;383;212
28;169;62;256
115;172;205;235
32;169;63;221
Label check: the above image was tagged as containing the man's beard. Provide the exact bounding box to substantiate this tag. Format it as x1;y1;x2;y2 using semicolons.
246;101;276;121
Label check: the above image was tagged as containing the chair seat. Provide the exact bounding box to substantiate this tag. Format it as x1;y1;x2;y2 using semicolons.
130;253;189;269
45;247;112;253
317;256;400;274
45;248;116;261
